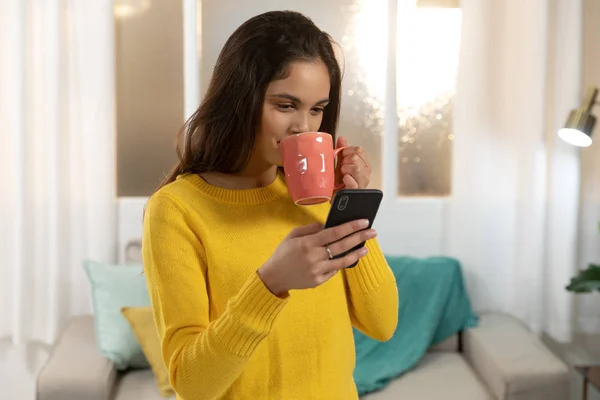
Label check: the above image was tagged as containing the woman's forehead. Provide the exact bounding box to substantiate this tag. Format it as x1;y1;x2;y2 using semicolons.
266;61;330;102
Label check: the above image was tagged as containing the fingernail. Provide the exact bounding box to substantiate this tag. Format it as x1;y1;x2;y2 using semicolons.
367;229;377;238
359;247;369;256
360;219;369;228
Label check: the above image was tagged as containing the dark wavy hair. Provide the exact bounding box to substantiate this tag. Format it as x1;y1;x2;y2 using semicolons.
158;10;342;189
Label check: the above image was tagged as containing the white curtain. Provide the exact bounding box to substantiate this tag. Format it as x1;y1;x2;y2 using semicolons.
447;0;582;342
577;0;600;335
0;0;116;346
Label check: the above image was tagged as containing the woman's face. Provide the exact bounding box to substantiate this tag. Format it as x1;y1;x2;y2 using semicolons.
254;60;331;167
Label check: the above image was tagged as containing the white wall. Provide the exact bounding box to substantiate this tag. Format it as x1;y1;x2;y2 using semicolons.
117;198;447;264
117;198;147;263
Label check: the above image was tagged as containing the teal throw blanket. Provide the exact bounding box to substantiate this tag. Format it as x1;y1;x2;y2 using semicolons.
353;256;478;396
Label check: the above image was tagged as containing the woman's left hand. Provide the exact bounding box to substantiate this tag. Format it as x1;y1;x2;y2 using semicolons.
335;136;372;190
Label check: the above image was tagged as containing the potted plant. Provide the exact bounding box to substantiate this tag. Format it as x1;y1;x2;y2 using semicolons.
566;263;600;293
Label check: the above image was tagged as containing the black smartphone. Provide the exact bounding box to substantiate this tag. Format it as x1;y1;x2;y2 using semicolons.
324;189;383;268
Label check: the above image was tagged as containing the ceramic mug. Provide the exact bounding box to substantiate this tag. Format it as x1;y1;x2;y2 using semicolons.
279;132;347;205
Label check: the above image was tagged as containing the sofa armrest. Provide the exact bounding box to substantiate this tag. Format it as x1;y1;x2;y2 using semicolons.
463;312;569;400
37;315;117;400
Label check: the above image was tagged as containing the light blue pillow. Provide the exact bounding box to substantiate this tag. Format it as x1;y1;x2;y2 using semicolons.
83;259;151;370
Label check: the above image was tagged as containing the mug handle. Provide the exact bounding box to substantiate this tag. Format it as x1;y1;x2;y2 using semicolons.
333;146;348;190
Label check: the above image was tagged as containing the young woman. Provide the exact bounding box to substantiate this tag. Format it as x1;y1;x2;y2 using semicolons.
142;10;398;400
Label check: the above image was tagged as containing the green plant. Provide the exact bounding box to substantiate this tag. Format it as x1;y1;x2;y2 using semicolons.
566;264;600;293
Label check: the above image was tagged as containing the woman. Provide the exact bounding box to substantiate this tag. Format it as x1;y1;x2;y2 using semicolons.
142;10;398;400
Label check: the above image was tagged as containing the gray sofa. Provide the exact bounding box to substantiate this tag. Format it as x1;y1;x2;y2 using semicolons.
37;240;569;399
37;311;569;400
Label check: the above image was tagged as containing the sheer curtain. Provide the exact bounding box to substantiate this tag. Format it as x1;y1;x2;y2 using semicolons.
577;0;600;335
0;0;116;346
447;0;582;342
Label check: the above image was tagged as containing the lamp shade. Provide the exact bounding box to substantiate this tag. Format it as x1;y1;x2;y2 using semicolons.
558;87;598;147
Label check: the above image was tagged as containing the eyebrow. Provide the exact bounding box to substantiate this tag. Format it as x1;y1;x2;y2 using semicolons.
268;93;330;106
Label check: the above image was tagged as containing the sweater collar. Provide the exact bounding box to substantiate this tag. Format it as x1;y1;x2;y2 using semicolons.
181;170;289;205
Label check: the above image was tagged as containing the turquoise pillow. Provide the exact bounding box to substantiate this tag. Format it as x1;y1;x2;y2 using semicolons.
83;259;151;370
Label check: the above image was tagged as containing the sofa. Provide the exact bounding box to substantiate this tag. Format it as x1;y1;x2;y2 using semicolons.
36;311;569;400
36;240;570;400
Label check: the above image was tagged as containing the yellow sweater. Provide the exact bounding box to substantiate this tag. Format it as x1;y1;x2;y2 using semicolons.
142;170;398;400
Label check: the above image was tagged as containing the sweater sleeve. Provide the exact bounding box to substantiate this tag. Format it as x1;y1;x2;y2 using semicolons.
142;193;288;400
342;238;398;341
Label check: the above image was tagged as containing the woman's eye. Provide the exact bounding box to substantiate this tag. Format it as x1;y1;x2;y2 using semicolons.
277;104;295;111
311;108;324;115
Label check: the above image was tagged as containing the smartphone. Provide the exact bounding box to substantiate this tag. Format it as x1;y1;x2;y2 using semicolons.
324;189;383;268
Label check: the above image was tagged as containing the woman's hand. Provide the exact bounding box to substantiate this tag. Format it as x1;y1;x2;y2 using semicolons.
257;220;377;296
335;136;372;190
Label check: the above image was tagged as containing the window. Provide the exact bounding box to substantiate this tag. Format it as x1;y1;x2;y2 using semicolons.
396;1;461;197
114;0;461;198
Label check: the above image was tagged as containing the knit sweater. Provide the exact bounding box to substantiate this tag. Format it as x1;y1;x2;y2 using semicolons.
141;170;398;400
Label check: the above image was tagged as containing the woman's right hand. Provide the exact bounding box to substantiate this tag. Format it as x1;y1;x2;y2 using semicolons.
257;219;377;296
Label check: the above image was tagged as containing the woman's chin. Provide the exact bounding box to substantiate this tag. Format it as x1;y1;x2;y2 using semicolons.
270;155;283;167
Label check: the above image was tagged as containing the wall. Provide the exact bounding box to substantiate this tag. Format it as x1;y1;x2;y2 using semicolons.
115;0;184;196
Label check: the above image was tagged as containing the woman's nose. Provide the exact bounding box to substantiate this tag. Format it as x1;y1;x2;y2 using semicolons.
291;112;310;134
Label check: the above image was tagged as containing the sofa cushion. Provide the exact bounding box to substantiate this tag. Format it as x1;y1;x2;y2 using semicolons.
83;259;151;370
122;307;174;398
360;353;493;400
37;315;117;400
463;313;569;400
115;370;176;400
428;334;459;352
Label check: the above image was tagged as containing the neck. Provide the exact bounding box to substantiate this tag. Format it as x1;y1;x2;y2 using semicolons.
201;165;279;190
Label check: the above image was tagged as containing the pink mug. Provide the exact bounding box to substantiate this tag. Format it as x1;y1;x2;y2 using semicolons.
279;132;347;205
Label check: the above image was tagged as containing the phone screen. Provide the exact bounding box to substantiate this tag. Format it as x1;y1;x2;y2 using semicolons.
324;189;383;267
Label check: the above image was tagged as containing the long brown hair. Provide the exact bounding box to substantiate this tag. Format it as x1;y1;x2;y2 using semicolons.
158;10;342;190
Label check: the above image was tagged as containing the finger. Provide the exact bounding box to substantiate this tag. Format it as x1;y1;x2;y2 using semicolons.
336;136;348;149
316;269;339;285
340;146;361;157
288;222;323;238
340;163;359;176
324;246;369;273
342;154;370;177
342;154;363;165
341;165;369;189
341;147;369;167
327;228;377;258
313;218;369;246
343;174;360;189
